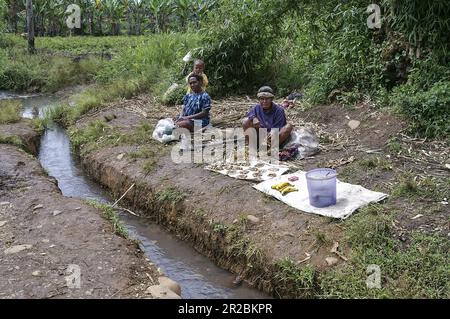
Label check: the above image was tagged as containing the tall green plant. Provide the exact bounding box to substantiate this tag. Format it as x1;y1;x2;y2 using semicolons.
0;0;6;32
197;0;301;95
383;0;450;62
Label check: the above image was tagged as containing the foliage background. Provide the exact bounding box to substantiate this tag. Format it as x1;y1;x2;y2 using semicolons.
0;0;449;138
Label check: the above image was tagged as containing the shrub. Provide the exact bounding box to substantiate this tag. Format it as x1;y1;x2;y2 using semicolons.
392;80;450;138
198;0;300;96
161;83;186;106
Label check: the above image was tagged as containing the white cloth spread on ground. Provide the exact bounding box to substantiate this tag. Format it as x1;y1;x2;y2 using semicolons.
253;170;388;219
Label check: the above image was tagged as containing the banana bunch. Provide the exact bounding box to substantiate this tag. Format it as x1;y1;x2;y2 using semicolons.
271;182;291;191
271;182;298;196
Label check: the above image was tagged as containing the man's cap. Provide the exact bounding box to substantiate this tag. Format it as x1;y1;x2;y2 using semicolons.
257;86;274;98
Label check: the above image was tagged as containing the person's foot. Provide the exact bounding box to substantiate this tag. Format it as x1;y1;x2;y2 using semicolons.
266;134;272;149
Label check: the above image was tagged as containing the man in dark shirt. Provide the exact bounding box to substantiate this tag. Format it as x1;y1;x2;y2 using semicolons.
243;86;293;147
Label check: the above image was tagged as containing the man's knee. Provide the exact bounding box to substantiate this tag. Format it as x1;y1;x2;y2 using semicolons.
283;123;294;134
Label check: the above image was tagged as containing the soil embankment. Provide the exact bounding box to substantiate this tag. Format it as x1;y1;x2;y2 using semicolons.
60;96;449;297
0;120;41;154
69;97;416;297
0;121;162;298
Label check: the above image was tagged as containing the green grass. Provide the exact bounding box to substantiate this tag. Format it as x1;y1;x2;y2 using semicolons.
387;137;404;154
0;134;23;148
319;204;449;298
47;75;156;127
313;232;331;249
85;200;128;239
121;122;154;145
69;120;112;150
42;33;200;126
36;35;153;55
128;146;158;160
0;100;21;124
143;159;158;173
42;103;71;127
0;45;106;92
392;176;419;198
126;131;168;174
390;173;448;200
156;187;185;204
274;258;317;298
212;222;228;235
224;227;264;271
31;118;46;134
1;33;198;97
359;156;393;171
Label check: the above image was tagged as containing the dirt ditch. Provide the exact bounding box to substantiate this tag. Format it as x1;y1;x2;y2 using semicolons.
70;96;449;298
0;122;161;299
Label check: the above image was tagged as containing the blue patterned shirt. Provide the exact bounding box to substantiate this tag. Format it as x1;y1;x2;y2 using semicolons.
181;91;211;127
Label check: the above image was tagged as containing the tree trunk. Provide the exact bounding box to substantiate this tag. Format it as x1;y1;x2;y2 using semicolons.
26;0;35;54
90;13;95;35
11;2;18;33
98;16;103;35
112;21;120;36
127;8;133;35
40;15;45;36
99;25;103;36
135;12;141;35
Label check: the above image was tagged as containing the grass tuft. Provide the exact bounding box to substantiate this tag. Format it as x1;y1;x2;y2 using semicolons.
85;200;128;238
0;100;21;124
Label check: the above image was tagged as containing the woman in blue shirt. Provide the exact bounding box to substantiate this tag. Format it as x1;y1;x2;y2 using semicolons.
176;74;211;132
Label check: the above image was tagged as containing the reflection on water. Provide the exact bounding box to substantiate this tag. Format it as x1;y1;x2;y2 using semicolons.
122;215;270;299
39;124;109;201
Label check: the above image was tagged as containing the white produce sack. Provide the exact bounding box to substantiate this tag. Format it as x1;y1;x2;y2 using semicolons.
152;118;177;143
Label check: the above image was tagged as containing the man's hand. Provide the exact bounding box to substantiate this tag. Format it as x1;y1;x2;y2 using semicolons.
252;117;260;129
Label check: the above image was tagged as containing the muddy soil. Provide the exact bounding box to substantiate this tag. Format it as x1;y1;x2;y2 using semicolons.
71;96;449;297
0;120;41;154
0;124;160;299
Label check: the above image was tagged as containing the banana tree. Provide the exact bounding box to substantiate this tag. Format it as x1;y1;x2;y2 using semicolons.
132;0;146;35
121;0;133;35
26;0;35;53
101;0;125;35
145;0;173;33
171;0;191;31
4;0;23;33
0;0;7;32
44;0;66;36
75;0;95;35
192;0;218;28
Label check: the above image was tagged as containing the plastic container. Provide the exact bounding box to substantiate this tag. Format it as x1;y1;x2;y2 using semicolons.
306;168;337;208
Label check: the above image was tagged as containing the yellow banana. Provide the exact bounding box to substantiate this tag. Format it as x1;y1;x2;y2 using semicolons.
271;182;291;190
281;186;298;196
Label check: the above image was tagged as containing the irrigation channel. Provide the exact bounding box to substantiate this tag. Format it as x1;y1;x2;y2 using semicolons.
1;90;269;299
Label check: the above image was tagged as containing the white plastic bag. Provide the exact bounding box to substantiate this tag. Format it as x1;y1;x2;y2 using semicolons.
182;51;193;62
284;127;319;159
152;118;177;143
